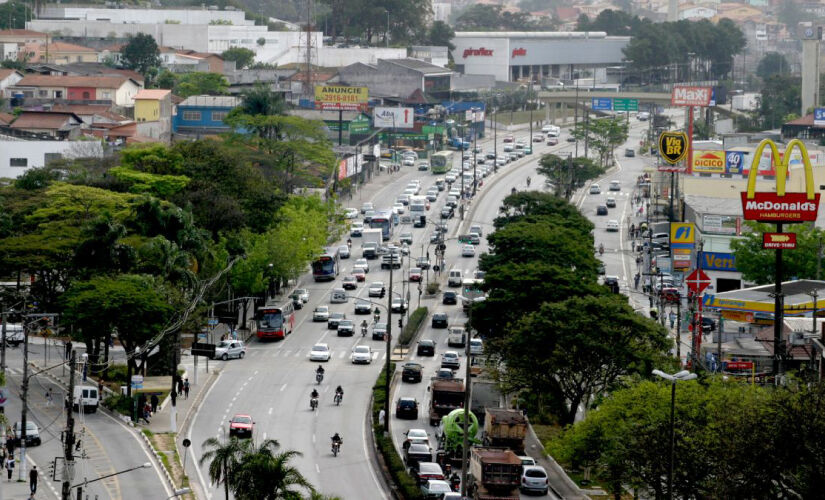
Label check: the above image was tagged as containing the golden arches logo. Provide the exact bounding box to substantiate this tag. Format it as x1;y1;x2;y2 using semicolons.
740;139;820;223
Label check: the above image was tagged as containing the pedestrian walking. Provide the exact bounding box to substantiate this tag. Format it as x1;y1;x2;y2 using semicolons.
183;379;190;399
177;378;183;397
669;311;677;329
29;465;38;494
150;394;159;414
45;387;53;406
141;403;151;424
5;455;14;481
634;273;640;290
6;433;15;459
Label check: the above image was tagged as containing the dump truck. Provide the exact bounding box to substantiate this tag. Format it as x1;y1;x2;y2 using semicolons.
428;378;465;426
482;408;527;454
467;447;522;500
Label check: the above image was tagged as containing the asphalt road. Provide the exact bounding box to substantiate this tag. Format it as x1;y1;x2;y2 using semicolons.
187;127;566;499
1;339;169;500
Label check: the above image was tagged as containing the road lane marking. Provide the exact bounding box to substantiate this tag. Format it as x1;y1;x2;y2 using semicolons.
263;432;267;441
316;463;320;473
268;407;273;415
280;383;287;392
312;434;316;443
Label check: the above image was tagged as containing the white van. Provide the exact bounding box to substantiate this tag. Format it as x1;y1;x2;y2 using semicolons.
330;288;348;303
4;323;24;346
73;385;100;413
448;327;466;347
469;338;483;356
448;269;463;287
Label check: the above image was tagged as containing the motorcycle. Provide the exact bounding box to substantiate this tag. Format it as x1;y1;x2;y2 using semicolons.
332;440;342;457
310;397;318;411
334;392;343;406
316;372;324;384
598;244;604;256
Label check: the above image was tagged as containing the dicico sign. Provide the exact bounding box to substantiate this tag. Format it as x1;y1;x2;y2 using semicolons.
462;47;494;58
740;139;821;223
671;86;712;107
511;48;526;58
692;150;725;173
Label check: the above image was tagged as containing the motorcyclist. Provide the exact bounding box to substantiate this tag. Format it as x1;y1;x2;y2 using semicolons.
361;320;368;336
335;386;344;401
331;433;342;448
311;388;319;399
316;365;325;375
511;187;517;194
598;243;605;255
347;238;352;248
526;176;531;187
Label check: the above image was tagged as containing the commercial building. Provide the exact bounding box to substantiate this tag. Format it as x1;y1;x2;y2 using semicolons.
337;58;453;99
450;31;630;82
173;95;240;135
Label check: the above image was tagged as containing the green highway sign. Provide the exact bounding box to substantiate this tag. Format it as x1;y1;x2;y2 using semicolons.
613;98;639;112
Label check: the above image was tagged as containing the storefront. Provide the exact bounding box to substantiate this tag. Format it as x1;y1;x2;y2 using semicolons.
451;31;630;83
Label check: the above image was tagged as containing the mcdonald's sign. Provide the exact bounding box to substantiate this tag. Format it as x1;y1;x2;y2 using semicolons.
740;139;821;223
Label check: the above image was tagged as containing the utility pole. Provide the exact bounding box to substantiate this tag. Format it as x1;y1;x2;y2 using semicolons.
460;298;474;497
19;316;30;481
1;311;7;375
62;350;76;500
676;299;682;364
383;251;395;433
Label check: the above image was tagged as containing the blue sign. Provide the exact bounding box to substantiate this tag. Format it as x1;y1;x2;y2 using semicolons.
591;98;612;111
702;252;737;272
725;151;745;174
815;108;825;126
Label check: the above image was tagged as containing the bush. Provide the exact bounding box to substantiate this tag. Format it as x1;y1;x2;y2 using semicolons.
371;363;423;500
426;282;440;295
103;394;134;416
398;307;427;346
101;364;128;383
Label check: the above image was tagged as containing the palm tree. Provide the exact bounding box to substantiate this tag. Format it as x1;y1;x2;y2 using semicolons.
230;439;316;499
199;437;245;500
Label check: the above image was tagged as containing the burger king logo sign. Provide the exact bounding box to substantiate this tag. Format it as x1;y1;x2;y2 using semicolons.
740;139;820;223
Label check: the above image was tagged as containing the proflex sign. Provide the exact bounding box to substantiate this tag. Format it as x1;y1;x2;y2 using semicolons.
740;139;821;223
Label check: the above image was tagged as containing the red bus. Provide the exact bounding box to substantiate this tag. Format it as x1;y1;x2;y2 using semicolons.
255;301;296;340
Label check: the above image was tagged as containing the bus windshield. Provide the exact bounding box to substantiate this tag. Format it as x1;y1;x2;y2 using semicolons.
431;151;453;174
370;210;394;240
259;309;283;328
312;257;335;275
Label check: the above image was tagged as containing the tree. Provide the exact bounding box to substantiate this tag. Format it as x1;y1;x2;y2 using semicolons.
221;47;256;69
422;20;455;51
758;74;801;129
731;221;824;284
230;439;315;498
120;33;161;78
576;9;643;35
235;84;286;117
174;72;229;98
200;437;246;500
502;295;670;425
571;118;628;168
757;52;790;80
0;2;28;30
537;154;605;198
155;70;177;90
455;4;554;31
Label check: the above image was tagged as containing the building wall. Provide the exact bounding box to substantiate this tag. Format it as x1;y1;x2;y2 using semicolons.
136;119;171;141
114;81;141;107
0;139;103;178
50;52;99;65
0;71;22;96
135;99;160;122
338;63;423;98
40;6;249;25
316;47;407;67
66;86;97;100
173;106;233;132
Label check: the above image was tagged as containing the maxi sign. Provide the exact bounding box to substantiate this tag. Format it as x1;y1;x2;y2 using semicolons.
671;86;712;107
740;139;821;223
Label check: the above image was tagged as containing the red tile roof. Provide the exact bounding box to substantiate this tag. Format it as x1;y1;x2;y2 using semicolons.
10;111;81;130
134;89;171;100
16;75;134;89
0;69;20;81
0;29;48;37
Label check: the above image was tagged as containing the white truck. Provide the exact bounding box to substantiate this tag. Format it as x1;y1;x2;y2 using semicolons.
362;228;383;259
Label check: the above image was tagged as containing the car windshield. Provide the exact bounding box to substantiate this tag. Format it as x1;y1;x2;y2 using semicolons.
232;416;252;424
218;340;233;348
354;346;370;354
339;320;353;326
316;306;328;312
330;313;343;319
313;345;328;352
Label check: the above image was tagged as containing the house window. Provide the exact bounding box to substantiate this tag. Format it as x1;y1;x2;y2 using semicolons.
38;90;48;97
55;91;63;98
182;111;202;121
82;91;90;99
10;158;28;167
211;111;228;122
101;91;111;98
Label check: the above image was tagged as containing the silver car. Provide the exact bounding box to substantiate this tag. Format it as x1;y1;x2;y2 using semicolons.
214;340;246;360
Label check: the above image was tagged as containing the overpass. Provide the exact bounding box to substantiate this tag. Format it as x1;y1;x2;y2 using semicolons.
537;90;673;124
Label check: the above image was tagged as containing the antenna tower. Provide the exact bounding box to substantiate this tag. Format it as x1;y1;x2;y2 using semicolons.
304;0;315;96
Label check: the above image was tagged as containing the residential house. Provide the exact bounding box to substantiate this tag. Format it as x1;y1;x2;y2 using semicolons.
134;88;173;140
173;95;240;135
160;47;227;73
0;69;24;97
0;138;103;179
679;5;718;19
22;41;99;64
11;75;142;106
0;29;49;45
50;104;130;126
8;111;83;139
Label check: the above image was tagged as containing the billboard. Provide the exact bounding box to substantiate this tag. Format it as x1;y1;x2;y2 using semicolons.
337;153;364;180
702;214;739;235
741;139;821;223
373;107;414;128
692;150;726;174
314;85;368;111
658;131;688;164
763;233;797;249
671;86;712;107
816;108;825;127
702;252;737;271
670;222;695;245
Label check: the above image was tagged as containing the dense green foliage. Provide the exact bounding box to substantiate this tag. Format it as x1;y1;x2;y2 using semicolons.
538;154;605;199
157;71;230;97
120;33;162;82
221;47;256;69
399;306;428;346
757;52;790;80
731;221;824;284
455;4;556;31
319;0;432;46
472;192;670;425
552;379;825;497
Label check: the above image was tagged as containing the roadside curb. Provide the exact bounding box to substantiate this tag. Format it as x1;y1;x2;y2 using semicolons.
366;370;404;500
139;430;178;494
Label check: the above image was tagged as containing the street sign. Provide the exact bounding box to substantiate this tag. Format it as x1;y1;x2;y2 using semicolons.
0;388;7;407
658;131;688;165
685;269;711;294
192;342;216;358
613;98;639;112
763;232;797;249
130;375;144;390
591;98;612;111
724;361;754;371
207;317;219;327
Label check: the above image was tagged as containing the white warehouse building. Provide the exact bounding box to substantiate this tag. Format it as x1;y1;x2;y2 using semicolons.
451;31;631;82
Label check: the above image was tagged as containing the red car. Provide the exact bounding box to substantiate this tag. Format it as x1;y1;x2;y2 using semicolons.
503;135;514;143
352;269;366;282
546;137;558;146
229;414;254;438
409;267;422;282
660;287;681;304
342;275;358;290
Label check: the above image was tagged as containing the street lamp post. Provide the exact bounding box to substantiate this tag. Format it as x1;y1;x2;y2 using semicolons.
652;369;697;500
383;249;400;433
73;462;153;499
472;108;478;196
457;294;476;497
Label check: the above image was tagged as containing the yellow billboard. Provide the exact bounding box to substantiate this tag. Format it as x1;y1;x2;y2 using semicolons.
314;85;368;110
691;150;726;174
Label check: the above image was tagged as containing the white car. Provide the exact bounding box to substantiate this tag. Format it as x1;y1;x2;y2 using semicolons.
606;220;619;232
369;281;386;297
338;245;350;259
404;428;432;450
351;345;373;364
350;221;364;236
353;258;369;273
469;338;483;355
461;244;476;257
361;202;374;214
393;203;406;214
293;288;309;303
309;343;331;362
343;207;358;219
589;183;601;194
313;306;330;322
214;340;246;360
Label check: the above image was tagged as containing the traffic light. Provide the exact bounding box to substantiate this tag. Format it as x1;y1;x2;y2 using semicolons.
398;318;403;329
48;458;56;480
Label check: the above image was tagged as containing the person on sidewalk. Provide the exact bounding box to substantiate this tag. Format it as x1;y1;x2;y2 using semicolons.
150;394;159;414
177;378;183;397
29;465;38;494
670;311;677;329
45;388;53;406
184;379;190;399
5;454;14;481
140;403;151;424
